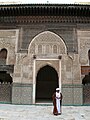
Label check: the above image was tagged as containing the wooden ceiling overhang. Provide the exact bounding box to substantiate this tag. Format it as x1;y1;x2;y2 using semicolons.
0;4;90;23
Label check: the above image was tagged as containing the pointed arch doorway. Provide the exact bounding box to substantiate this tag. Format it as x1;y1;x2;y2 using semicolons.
36;65;59;103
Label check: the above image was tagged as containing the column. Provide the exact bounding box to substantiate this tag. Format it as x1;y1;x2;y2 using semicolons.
33;55;36;104
58;55;62;92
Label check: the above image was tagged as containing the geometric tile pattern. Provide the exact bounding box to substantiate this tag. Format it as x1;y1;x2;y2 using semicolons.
83;85;90;105
0;84;12;103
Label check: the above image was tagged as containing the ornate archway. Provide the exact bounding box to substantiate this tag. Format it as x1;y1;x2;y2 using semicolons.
28;31;67;104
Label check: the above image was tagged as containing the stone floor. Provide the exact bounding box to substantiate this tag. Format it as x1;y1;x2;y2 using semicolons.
0;104;90;120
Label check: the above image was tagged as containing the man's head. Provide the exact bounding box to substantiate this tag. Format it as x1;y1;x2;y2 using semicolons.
56;88;60;92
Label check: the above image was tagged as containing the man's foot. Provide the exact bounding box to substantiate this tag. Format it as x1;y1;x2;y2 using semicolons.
58;113;61;115
54;113;58;115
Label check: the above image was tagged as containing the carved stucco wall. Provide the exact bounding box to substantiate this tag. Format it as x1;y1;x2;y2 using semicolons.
0;30;84;85
14;30;81;85
0;30;19;65
28;31;67;55
2;29;82;105
14;31;67;83
77;30;90;66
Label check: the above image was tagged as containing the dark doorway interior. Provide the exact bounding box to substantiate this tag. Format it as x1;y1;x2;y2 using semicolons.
0;71;12;84
36;65;59;103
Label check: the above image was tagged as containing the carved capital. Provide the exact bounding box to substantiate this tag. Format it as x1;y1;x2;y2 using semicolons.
33;55;36;59
58;55;62;59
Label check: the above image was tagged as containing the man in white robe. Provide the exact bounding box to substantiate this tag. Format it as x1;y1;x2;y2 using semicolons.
52;88;63;115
